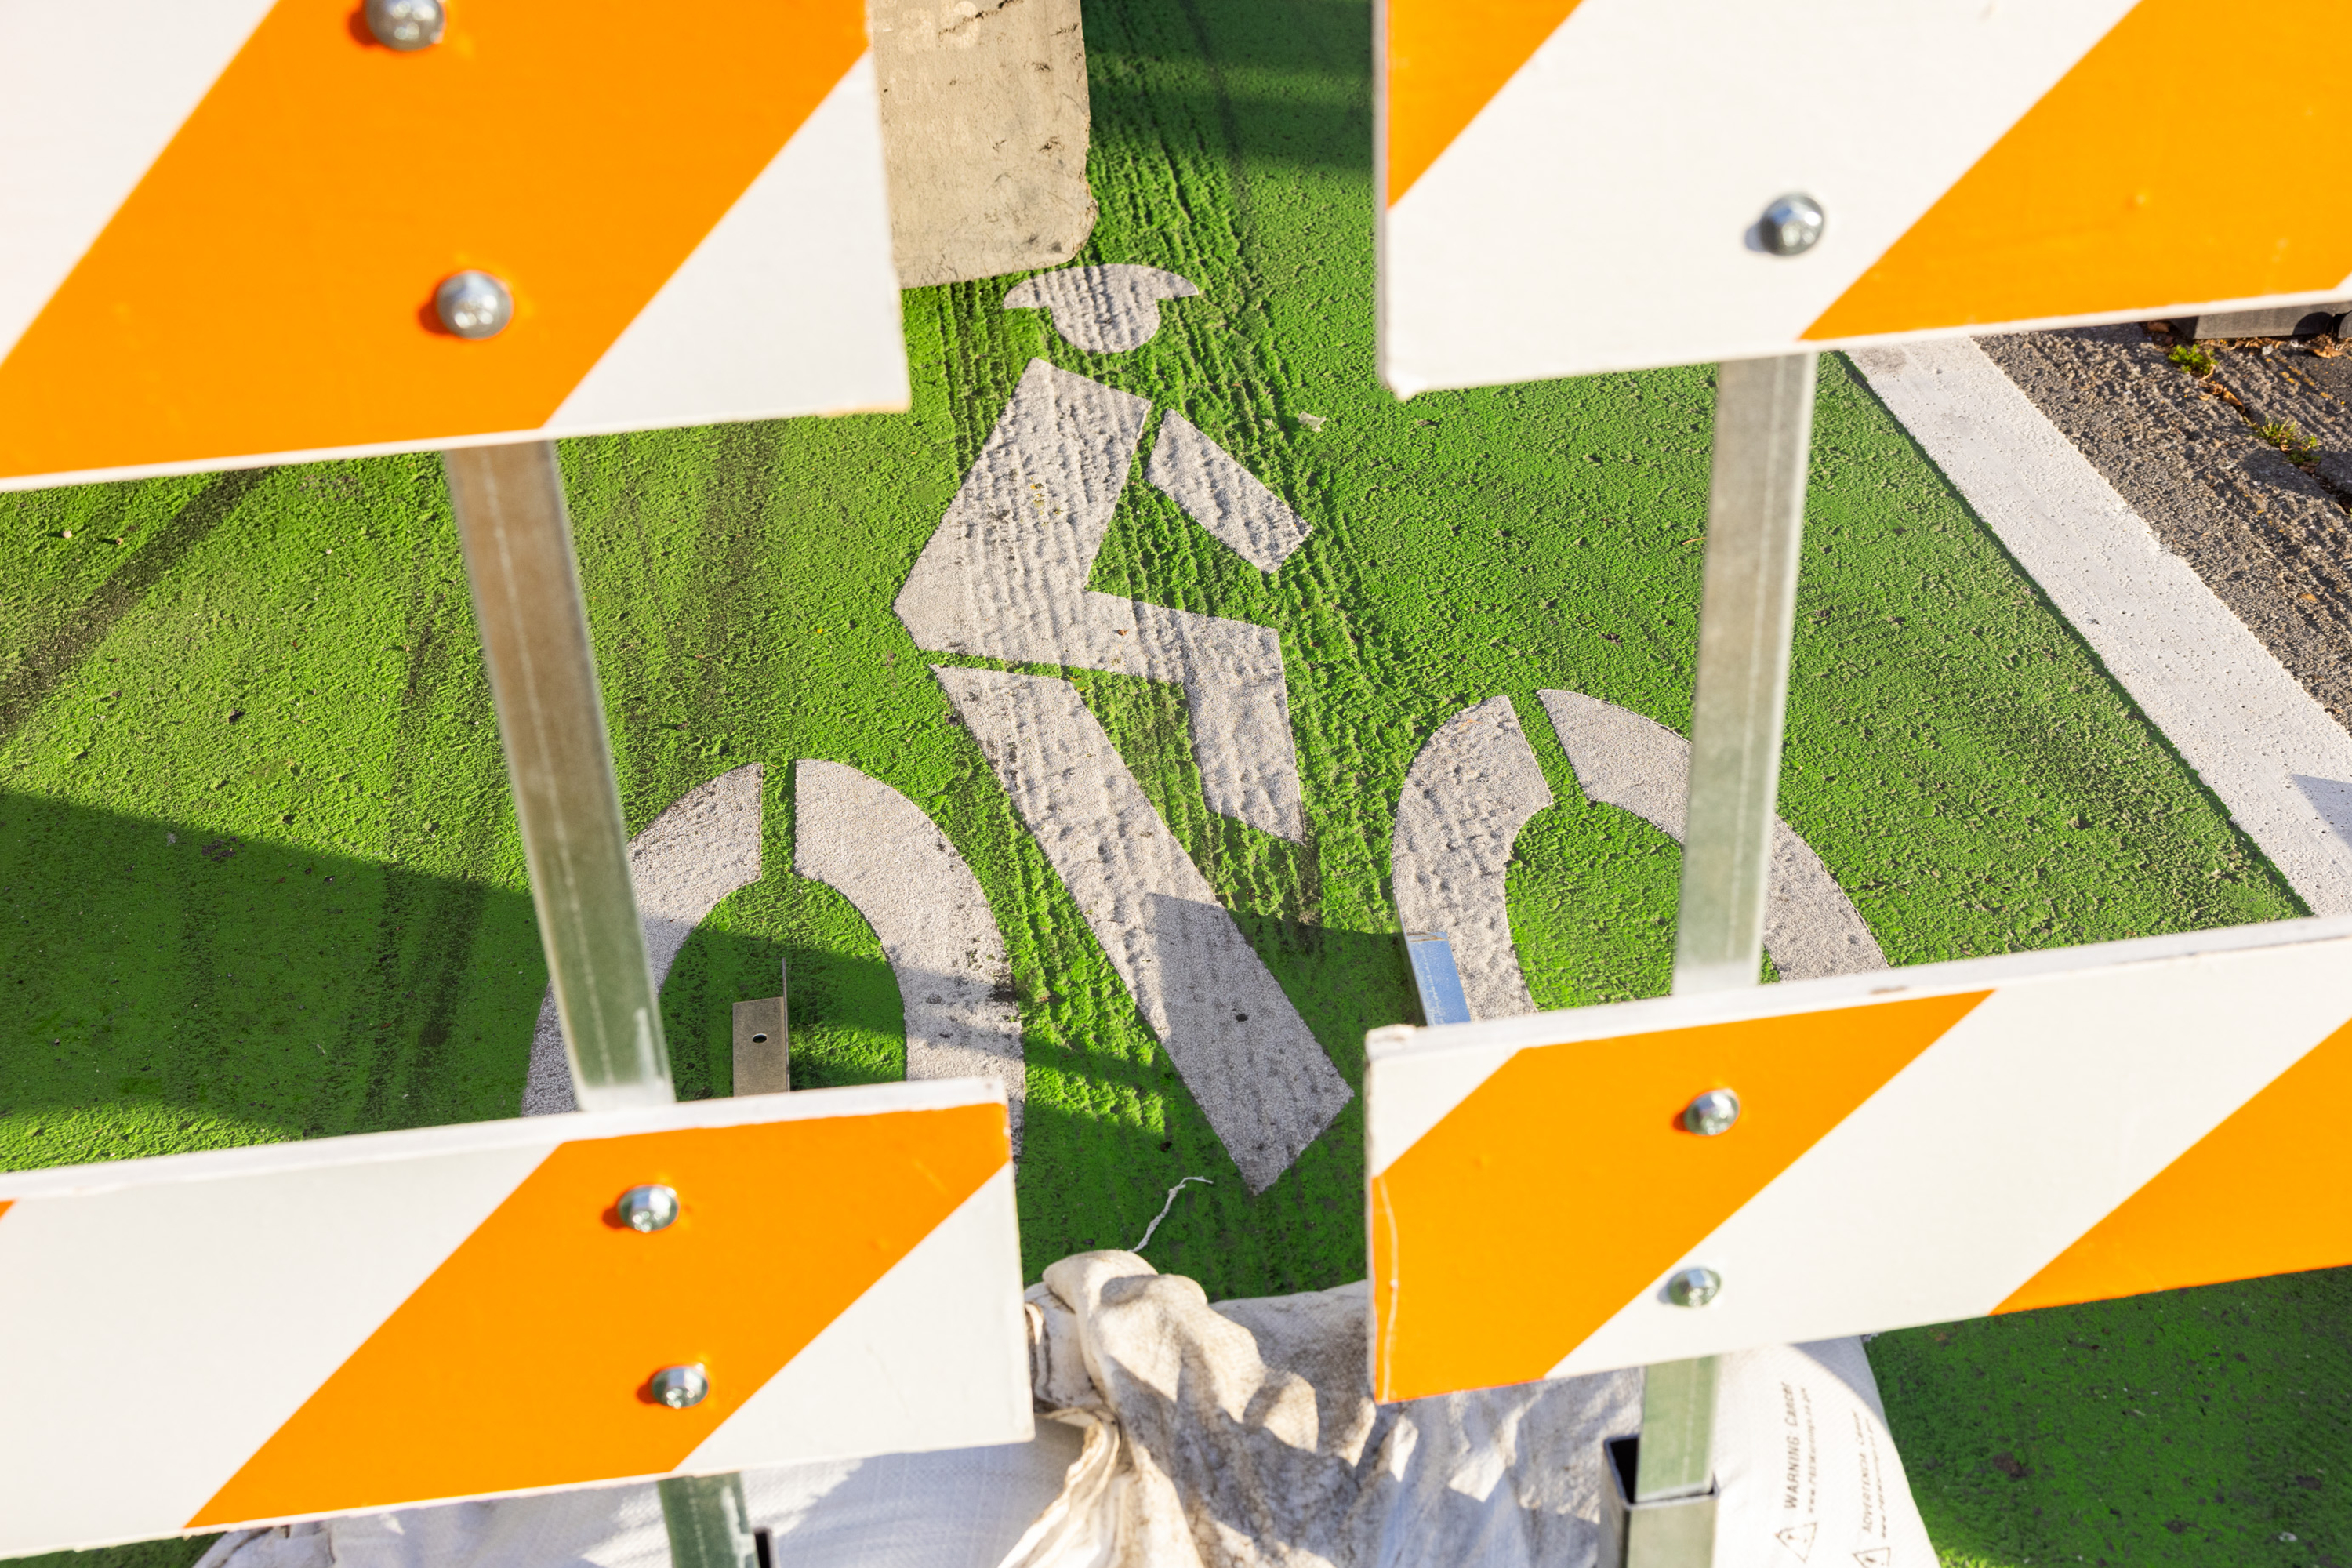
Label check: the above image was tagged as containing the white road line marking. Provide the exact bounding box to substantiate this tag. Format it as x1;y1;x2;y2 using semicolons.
522;762;765;1116
1144;410;1312;573
1390;696;1554;1020
932;663;1352;1192
893;356;1308;842
1857;337;2352;915
1538;689;1886;981
793;759;1028;1152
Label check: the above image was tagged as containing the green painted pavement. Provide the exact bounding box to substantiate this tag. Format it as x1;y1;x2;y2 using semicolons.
1;0;2344;1563
1879;1271;2352;1568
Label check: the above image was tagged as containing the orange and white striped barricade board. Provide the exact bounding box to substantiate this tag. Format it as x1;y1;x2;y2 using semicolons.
1366;916;2352;1405
1377;0;2352;394
0;1078;1026;1559
0;0;906;492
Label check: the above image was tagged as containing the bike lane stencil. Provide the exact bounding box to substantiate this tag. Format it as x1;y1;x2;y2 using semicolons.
898;266;1348;1190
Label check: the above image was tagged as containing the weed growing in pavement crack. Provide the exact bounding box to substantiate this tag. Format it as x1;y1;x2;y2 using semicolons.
2257;420;2321;470
2145;323;2350;505
2166;343;2217;377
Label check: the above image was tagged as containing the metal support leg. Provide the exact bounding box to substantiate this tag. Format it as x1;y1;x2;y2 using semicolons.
657;1474;763;1568
1671;352;1816;1000
1402;931;1473;1026
1626;353;1817;1567
446;440;751;1568
448;441;672;1111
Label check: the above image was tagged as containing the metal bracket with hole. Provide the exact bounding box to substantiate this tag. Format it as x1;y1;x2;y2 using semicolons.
731;993;790;1097
1599;1436;1718;1568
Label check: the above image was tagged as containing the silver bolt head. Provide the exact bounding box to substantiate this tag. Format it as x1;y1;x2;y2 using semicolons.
648;1363;710;1409
435;270;512;339
615;1183;680;1233
1667;1267;1723;1308
365;0;446;50
1759;193;1825;256
1682;1087;1741;1137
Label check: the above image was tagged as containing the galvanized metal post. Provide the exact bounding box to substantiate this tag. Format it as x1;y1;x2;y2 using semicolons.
1634;1353;1722;1504
1671;352;1815;1000
446;441;756;1568
655;1472;762;1568
1628;353;1817;1566
1402;931;1474;1027
447;441;673;1112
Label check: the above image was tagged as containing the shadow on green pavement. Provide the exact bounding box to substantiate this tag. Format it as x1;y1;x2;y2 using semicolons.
0;787;543;1168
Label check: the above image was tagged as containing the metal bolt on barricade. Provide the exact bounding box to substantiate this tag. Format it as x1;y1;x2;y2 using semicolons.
649;1365;710;1410
1680;1089;1740;1136
436;271;513;339
1757;194;1824;256
365;0;446;51
1666;1269;1722;1309
616;1184;681;1232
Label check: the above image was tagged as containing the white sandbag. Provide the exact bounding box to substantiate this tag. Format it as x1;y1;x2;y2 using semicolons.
1711;1339;1936;1568
1013;1251;1641;1567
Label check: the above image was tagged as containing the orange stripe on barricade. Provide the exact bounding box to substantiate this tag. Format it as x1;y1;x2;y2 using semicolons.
1806;0;2352;341
1385;0;1584;207
1996;1016;2352;1316
191;1104;1006;1526
1370;993;1985;1403
0;0;866;482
